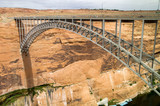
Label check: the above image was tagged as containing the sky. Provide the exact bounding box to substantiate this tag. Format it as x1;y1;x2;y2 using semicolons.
0;0;159;10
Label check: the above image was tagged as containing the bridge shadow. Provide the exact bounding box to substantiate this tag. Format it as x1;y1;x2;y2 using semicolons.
22;52;34;88
22;52;39;106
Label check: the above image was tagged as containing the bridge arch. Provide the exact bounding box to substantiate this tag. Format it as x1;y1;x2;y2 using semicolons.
21;20;102;53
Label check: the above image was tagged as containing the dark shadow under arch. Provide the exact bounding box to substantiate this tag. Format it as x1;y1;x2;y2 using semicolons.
22;52;34;88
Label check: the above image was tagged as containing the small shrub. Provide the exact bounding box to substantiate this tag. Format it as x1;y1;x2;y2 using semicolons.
108;99;119;105
100;98;103;101
90;90;93;95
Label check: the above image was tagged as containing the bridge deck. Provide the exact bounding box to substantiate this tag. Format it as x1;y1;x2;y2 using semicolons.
14;15;160;20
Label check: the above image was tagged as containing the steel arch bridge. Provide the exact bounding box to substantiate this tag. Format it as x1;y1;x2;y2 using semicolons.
14;16;160;95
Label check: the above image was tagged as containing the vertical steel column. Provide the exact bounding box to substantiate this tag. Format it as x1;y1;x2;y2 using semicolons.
80;19;82;26
118;19;122;57
152;20;158;68
151;20;158;86
23;19;25;37
31;19;33;29
52;18;55;28
84;19;87;37
72;19;74;30
19;19;21;44
32;19;34;28
80;19;82;34
90;19;92;38
40;19;42;24
65;19;67;29
128;20;135;65
23;20;26;36
37;19;39;25
139;20;145;74
76;20;78;32
102;19;105;36
15;19;18;31
20;19;22;42
26;19;28;34
52;18;55;22
33;19;35;28
21;18;23;42
102;19;105;47
115;20;118;36
90;19;93;30
53;18;56;27
131;20;135;54
30;19;32;30
28;19;30;32
30;19;32;31
90;19;92;30
30;19;33;29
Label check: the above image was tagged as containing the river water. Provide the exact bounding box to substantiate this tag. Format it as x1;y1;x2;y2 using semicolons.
126;89;160;106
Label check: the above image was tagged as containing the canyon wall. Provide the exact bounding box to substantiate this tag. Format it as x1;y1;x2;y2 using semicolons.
0;8;160;105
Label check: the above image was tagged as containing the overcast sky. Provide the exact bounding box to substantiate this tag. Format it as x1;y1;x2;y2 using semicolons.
0;0;159;10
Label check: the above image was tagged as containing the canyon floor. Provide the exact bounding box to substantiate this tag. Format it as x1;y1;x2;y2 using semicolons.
0;8;160;105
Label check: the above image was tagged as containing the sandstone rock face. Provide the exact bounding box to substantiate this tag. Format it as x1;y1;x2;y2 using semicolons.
0;21;25;95
0;8;160;105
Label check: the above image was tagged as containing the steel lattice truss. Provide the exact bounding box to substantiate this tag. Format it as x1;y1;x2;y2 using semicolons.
14;16;160;95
